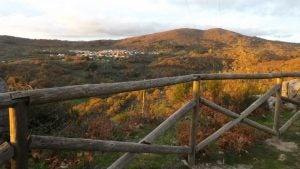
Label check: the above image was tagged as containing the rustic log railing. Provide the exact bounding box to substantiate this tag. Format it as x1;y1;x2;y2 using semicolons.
0;72;300;169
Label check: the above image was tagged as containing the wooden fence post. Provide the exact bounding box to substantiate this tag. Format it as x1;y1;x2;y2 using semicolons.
0;78;9;141
273;78;282;135
188;80;200;165
9;100;28;169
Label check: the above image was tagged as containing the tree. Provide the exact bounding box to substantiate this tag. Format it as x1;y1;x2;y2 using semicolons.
231;46;259;73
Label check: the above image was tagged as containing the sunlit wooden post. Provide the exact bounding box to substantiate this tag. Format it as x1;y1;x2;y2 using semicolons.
9;100;28;169
273;78;282;136
188;80;200;165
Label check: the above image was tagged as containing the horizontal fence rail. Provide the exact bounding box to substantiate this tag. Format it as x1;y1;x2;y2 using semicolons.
281;96;300;106
0;75;196;108
1;72;300;108
30;135;191;154
196;72;300;80
1;72;300;169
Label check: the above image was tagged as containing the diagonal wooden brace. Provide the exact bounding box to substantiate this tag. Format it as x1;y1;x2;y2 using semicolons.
108;100;195;169
196;85;280;152
199;97;277;135
279;109;300;134
0;141;14;164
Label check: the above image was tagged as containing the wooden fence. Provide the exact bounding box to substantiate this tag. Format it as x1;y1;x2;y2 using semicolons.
1;72;300;169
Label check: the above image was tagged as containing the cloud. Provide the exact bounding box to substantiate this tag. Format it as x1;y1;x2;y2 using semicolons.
0;12;167;40
0;0;299;42
175;0;300;17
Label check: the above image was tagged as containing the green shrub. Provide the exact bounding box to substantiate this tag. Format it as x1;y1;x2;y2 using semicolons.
28;102;72;134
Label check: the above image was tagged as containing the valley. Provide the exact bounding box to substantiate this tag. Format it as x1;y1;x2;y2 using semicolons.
0;28;300;169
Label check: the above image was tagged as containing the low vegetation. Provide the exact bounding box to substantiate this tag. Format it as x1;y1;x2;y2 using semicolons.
0;28;299;168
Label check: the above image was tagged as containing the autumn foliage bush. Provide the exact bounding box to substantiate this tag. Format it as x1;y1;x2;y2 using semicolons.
176;117;255;153
2;35;300;168
176;49;281;153
86;116;115;139
217;126;255;153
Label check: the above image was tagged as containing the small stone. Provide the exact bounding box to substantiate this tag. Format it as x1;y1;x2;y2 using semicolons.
77;152;83;157
235;164;253;169
60;161;69;169
265;138;298;152
278;154;287;161
216;160;223;165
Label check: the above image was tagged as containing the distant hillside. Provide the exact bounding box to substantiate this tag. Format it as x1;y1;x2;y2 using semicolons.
115;28;243;48
0;35;116;60
115;28;300;60
1;28;300;60
0;35;115;48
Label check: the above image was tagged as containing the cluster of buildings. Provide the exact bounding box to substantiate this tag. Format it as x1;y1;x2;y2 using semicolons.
69;49;145;59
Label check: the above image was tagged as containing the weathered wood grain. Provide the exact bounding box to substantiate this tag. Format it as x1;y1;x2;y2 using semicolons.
273;78;282;133
0;78;8;140
30;135;191;154
1;73;300;108
0;75;196;108
188;80;200;165
9;101;28;169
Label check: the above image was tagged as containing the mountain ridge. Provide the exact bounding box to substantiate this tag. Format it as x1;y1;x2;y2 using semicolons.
1;28;299;45
1;28;300;61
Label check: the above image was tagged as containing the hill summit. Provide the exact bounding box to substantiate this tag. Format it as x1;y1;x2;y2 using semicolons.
1;28;300;60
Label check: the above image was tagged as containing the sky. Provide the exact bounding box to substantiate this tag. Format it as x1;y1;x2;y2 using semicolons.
0;0;299;42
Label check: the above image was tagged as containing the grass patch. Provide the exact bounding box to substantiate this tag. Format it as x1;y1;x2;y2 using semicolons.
127;154;184;169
